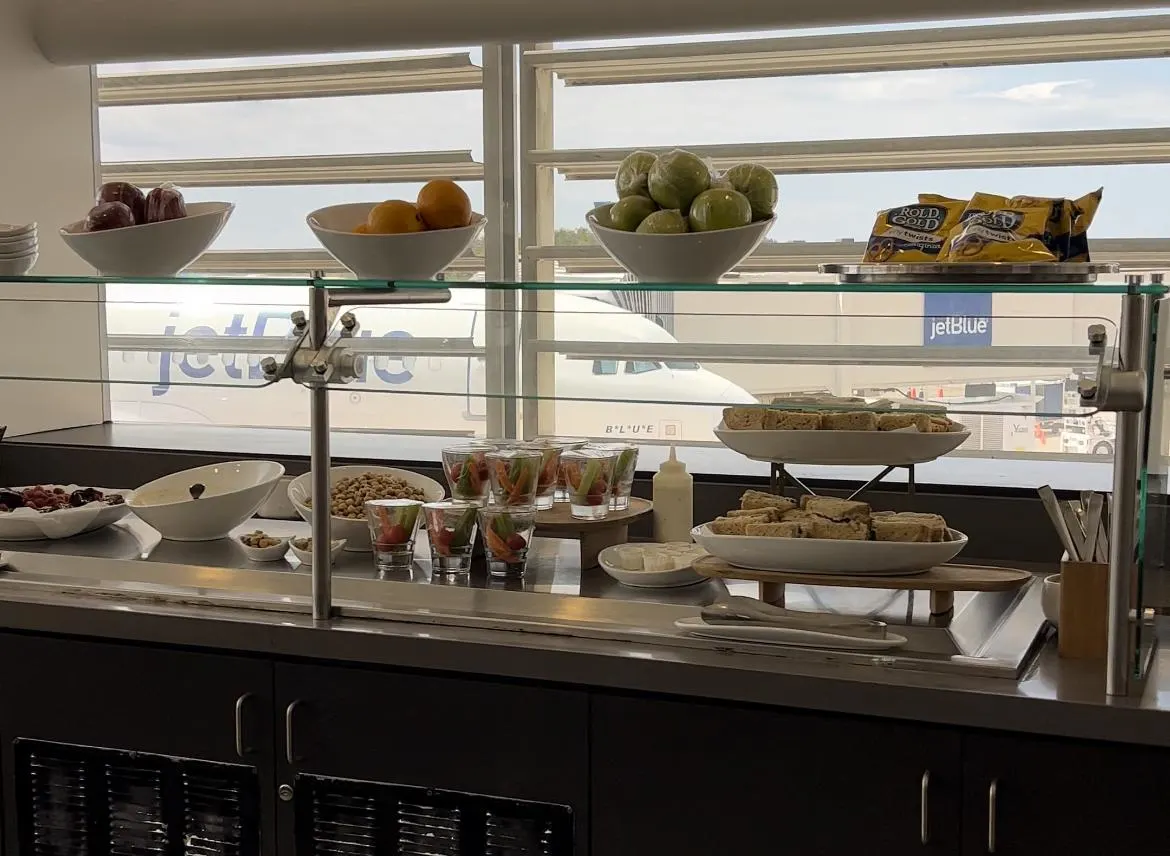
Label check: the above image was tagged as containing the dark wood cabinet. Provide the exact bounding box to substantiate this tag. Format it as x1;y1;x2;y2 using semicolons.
592;694;962;856
274;663;589;855
0;633;276;856
961;731;1170;856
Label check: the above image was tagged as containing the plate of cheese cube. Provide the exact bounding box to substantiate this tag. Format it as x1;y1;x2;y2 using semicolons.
715;405;969;466
599;542;709;588
691;491;967;575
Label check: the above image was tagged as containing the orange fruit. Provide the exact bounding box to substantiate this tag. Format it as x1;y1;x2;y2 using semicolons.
353;223;370;234
416;180;472;230
367;200;425;235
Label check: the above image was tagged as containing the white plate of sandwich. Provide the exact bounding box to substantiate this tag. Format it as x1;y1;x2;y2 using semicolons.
692;501;968;575
715;406;969;466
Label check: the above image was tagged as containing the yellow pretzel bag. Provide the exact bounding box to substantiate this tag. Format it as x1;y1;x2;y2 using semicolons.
1067;187;1103;262
862;199;966;263
939;192;1056;263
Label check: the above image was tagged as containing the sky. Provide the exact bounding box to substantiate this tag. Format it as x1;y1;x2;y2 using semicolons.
95;11;1170;252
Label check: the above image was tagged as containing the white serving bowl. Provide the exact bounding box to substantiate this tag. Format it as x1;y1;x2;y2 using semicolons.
692;523;968;575
237;533;292;562
0;486;133;541
587;205;773;283
714;420;971;466
0;222;35;239
289;538;347;566
59;201;234;277
0;254;37;276
288;465;445;551
128;460;284;541
256;475;299;520
307;203;486;280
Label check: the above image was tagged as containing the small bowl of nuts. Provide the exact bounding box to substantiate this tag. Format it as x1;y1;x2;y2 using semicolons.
287;466;445;551
237;530;291;562
288;536;347;566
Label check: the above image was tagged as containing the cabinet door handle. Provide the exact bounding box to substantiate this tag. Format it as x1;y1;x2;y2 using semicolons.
234;693;254;758
987;778;999;853
920;770;930;845
285;699;304;764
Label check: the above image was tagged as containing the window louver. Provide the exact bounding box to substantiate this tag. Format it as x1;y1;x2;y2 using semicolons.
298;774;573;856
16;740;260;856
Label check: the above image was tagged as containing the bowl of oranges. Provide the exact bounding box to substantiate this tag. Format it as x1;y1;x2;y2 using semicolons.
307;180;486;281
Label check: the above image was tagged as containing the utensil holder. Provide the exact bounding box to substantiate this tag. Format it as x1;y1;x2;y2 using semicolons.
1058;559;1109;660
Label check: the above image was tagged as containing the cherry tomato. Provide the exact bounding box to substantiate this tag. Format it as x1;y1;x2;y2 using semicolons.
382;523;408;545
506;533;527;552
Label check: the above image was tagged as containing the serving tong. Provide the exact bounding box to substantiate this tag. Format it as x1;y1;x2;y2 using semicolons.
700;597;889;641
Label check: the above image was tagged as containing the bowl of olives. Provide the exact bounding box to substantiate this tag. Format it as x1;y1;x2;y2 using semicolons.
59;182;234;277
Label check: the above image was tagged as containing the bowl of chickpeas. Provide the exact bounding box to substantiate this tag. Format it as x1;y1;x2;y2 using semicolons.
287;466;445;551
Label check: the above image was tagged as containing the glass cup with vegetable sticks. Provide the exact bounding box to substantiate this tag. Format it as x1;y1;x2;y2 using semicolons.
522;439;565;510
423;500;480;576
365;498;423;572
478;504;537;578
486;448;542;507
441;443;492;502
589;442;638;511
559;448;616;521
532;436;589;503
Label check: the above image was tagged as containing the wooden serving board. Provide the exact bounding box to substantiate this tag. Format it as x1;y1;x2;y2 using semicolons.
535;497;652;569
693;555;1031;615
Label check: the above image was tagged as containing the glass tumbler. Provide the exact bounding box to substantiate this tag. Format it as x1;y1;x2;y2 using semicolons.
590;442;638;511
486;448;542;507
441;443;492;502
423;500;480;576
532;436;589;503
523;440;564;510
477;504;537;578
365;498;423;572
559;449;617;521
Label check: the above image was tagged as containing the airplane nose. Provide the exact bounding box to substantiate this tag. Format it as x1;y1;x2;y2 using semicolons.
720;382;758;405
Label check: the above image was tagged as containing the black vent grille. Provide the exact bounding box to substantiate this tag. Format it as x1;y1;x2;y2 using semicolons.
298;775;572;856
16;740;260;856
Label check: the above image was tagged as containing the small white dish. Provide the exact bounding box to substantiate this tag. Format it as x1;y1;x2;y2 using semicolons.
675;616;908;650
308;203;486;281
59;201;233;277
0;223;36;239
237;533;291;562
714;421;970;466
598;542;707;588
0;236;37;255
0;254;37;276
288;538;347;566
692;523;968;575
1042;573;1061;627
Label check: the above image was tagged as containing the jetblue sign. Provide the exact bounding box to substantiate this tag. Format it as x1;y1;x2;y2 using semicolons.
923;293;993;347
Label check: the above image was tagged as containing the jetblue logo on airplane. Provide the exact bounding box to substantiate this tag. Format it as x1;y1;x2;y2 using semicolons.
153;312;416;396
923;293;992;347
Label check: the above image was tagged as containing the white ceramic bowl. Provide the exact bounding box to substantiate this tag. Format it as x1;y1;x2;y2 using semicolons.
288;465;445;551
692;523;968;575
128;460;285;541
59;201;234;277
236;533;291;562
288;538;347;566
1042;573;1061;626
307;203;486;280
0;486;133;541
587;205;773;283
0;223;35;239
0;236;37;255
0;254;37;276
256;476;299;519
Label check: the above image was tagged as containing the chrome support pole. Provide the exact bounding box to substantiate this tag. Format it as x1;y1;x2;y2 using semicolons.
308;285;332;622
1106;291;1150;696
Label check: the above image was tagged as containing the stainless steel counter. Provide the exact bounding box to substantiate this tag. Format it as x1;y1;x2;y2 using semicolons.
0;515;1164;747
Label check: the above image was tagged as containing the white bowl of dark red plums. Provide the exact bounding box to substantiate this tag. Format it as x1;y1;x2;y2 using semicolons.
59;182;234;277
0;485;133;541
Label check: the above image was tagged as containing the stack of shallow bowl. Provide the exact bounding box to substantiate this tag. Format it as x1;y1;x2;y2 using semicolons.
0;222;38;275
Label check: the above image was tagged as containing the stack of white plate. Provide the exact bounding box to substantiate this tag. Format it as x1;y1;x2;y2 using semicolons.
0;222;37;275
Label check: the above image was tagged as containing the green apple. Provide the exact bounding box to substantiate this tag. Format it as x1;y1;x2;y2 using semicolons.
688;189;752;232
609;196;658;232
648;149;711;213
724;162;778;221
636;209;689;234
614;150;658;199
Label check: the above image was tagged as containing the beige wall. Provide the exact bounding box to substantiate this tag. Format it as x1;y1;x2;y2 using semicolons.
0;0;105;437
